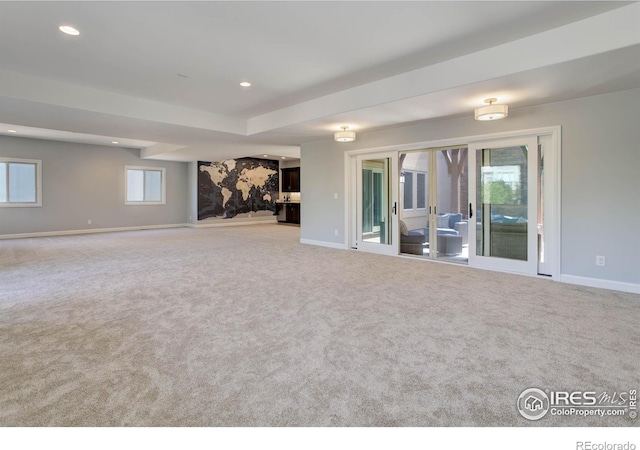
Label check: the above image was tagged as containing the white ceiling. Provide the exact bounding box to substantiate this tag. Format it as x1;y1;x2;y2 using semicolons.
0;1;639;162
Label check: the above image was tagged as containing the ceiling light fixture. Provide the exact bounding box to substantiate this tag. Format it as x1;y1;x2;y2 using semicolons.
240;81;251;87
334;126;356;143
111;141;119;144
475;98;508;121
8;129;17;133
59;25;80;36
281;157;286;160
263;154;268;157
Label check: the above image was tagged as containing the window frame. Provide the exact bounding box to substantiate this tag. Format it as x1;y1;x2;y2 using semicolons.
401;169;427;213
125;166;166;205
0;157;42;208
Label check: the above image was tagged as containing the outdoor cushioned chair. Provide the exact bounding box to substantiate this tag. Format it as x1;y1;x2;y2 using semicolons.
399;220;425;255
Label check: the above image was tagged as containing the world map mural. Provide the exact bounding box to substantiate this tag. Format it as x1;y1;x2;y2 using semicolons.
198;158;279;220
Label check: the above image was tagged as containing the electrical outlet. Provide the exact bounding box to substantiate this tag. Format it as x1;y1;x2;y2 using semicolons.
87;219;92;225
595;255;605;266
334;193;338;199
189;215;192;221
334;229;339;236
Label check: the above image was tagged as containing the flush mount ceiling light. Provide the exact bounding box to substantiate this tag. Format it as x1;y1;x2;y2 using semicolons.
8;129;17;133
334;126;356;142
240;81;251;87
111;141;119;144
475;98;508;121
59;25;80;36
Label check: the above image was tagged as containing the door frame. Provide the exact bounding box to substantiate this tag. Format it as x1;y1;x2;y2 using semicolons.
344;126;561;279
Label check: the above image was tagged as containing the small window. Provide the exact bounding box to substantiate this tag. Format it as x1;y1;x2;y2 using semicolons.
416;173;426;209
402;170;427;212
402;171;413;210
0;158;42;207
125;166;166;205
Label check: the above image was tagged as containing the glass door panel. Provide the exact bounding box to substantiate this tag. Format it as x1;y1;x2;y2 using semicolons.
469;136;538;274
355;153;398;255
399;148;468;262
361;161;387;244
433;148;468;261
399;151;430;257
476;146;528;260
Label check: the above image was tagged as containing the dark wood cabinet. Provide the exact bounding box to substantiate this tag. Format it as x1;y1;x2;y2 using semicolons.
277;202;300;224
285;203;300;224
281;167;300;192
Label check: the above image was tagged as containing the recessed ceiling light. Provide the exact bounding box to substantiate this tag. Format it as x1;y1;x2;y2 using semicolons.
281;157;286;160
8;129;17;133
263;154;268;157
111;141;119;144
59;25;80;36
240;81;251;87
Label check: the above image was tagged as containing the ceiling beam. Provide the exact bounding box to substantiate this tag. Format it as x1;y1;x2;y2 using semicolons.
246;3;640;135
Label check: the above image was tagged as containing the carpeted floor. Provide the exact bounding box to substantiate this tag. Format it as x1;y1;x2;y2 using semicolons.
0;225;638;426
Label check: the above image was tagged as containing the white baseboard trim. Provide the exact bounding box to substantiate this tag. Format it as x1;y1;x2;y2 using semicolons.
189;218;278;228
300;238;348;250
0;223;188;240
560;274;640;295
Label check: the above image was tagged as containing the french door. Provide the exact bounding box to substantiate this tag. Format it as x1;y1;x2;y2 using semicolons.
399;147;469;260
468;135;539;275
353;152;399;255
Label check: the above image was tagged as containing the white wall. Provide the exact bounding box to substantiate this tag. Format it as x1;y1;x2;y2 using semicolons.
301;88;640;286
0;136;189;235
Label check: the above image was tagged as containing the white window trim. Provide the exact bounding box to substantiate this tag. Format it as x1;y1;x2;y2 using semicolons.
0;157;42;208
125;166;166;205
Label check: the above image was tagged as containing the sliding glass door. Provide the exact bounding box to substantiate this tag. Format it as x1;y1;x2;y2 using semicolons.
347;128;558;278
468;136;538;274
399;147;469;261
353;152;399;255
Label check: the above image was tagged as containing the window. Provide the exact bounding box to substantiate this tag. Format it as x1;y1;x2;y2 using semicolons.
403;171;413;209
0;158;42;207
416;172;426;209
125;166;166;205
402;170;426;211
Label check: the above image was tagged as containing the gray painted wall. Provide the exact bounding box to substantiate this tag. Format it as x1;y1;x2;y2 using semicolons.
301;88;640;284
0;136;188;235
300;141;344;243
